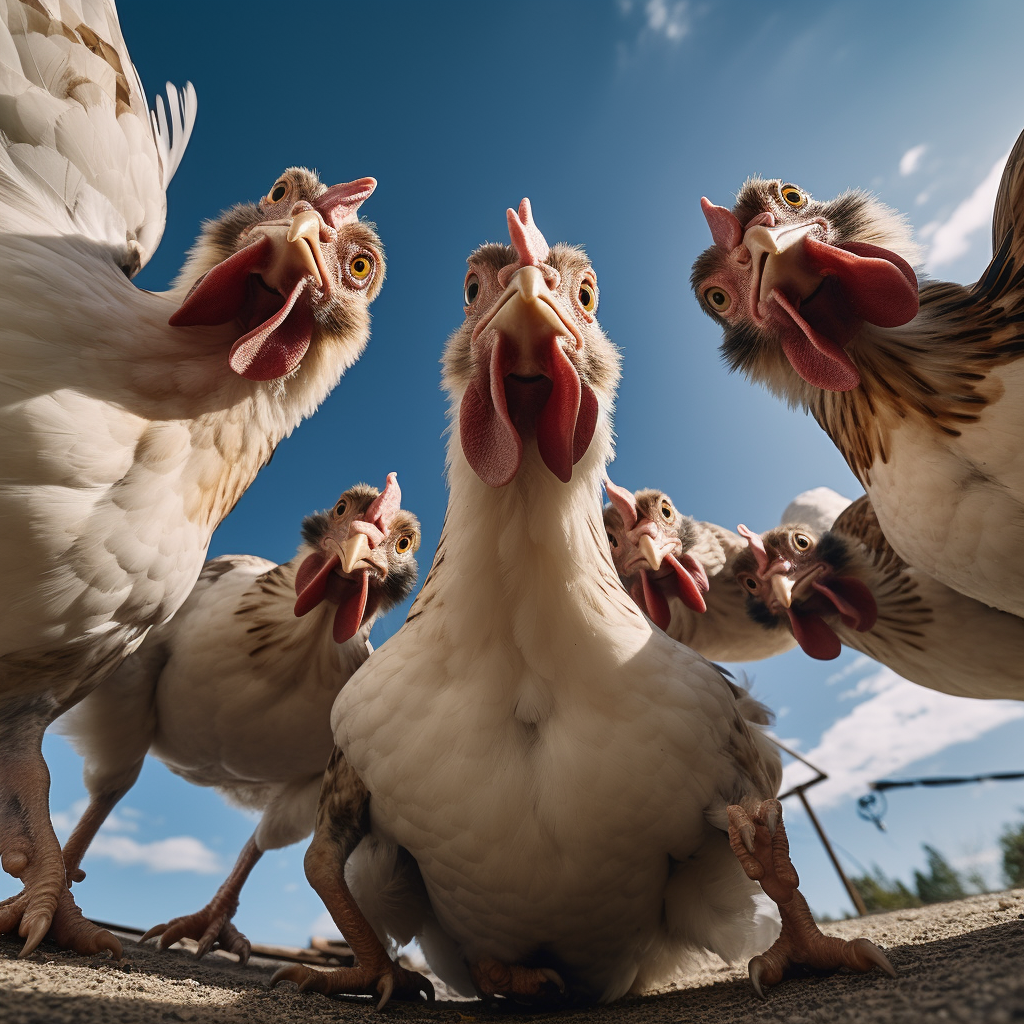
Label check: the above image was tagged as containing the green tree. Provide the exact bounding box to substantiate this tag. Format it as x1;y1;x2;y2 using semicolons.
850;866;921;912
913;844;966;903
999;819;1024;888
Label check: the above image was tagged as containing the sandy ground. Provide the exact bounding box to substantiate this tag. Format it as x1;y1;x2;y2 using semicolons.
1;889;1022;1024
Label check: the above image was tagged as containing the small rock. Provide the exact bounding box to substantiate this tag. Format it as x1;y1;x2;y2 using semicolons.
998;899;1014;910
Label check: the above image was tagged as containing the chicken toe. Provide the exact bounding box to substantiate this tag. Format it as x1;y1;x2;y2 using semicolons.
270;961;435;1009
728;799;895;995
470;957;567;1000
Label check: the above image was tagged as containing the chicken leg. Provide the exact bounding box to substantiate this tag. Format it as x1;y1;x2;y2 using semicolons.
728;799;895;996
269;748;433;1009
469;957;566;1001
0;695;121;958
141;835;261;963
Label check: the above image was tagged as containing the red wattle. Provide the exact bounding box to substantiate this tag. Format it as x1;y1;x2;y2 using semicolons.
227;278;313;381
536;342;583;483
773;287;861;391
333;571;370;643
787;608;842;660
459;337;521;487
811;576;878;632
665;553;707;614
169;237;272;327
294;551;340;617
637;574;671;632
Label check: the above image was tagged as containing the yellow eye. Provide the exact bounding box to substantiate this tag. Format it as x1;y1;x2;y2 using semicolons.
464;273;480;305
268;181;288;203
334;499;347;516
350;255;373;281
704;286;731;313
395;535;413;554
793;532;812;551
780;183;807;208
660;500;673;520
578;279;597;313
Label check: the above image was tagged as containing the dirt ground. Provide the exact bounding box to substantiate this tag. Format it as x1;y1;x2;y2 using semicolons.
1;889;1022;1024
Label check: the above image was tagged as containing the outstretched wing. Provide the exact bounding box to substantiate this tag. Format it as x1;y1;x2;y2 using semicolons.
991;125;1024;257
0;0;195;274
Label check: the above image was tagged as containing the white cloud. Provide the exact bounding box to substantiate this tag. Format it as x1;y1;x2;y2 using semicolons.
927;149;1012;270
899;144;927;176
51;801;221;874
780;666;1024;809
310;909;343;940
644;0;690;41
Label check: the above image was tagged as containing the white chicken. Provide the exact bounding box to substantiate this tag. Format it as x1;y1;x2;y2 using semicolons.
56;475;420;963
603;479;793;662
691;144;1024;618
0;0;384;957
271;200;894;1007
734;496;1024;700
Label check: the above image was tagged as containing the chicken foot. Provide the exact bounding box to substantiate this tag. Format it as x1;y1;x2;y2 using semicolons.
270;747;433;1009
469;957;566;1001
141;835;262;963
0;695;121;958
728;798;895;997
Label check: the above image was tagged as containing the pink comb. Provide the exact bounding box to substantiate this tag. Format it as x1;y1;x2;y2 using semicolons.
701;197;743;252
507;198;550;268
737;524;770;575
363;472;401;533
315;177;377;230
604;476;638;530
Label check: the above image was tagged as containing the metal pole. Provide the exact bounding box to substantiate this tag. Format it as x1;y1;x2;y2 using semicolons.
795;787;868;917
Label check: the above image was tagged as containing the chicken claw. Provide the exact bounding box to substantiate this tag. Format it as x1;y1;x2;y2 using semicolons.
728;799;896;996
470;957;566;1000
141;907;251;964
270;961;435;1010
0;885;122;959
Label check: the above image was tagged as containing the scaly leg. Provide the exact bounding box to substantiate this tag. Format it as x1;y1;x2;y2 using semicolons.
141;834;261;963
728;799;895;997
0;695;121;958
62;778;139;886
270;747;433;1009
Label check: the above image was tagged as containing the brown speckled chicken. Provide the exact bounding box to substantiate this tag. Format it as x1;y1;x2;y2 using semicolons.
733;498;1024;700
0;0;383;959
691;145;1024;619
57;476;419;964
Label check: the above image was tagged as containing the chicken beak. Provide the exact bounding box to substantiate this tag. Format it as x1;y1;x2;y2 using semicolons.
249;209;329;296
487;266;570;364
338;533;372;574
637;534;664;572
743;221;823;307
770;573;795;609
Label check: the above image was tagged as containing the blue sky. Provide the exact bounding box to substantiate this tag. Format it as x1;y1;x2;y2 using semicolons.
8;0;1024;946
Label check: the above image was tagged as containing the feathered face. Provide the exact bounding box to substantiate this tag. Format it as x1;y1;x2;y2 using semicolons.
170;167;385;382
602;479;708;630
733;524;875;660
293;473;420;643
690;178;919;395
442;199;620;487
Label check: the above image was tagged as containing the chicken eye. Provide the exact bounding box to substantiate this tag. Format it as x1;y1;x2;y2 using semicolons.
268;181;288;203
780;183;807;208
660;501;673;520
350;255;373;281
464;274;480;305
578;280;597;313
793;532;812;551
740;575;759;592
704;286;731;313
607;533;618;549
334;499;347;516
396;535;413;554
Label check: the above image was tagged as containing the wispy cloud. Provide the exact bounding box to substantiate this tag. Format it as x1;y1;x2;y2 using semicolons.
781;666;1024;809
925;150;1011;270
618;0;691;44
51;801;221;874
899;144;927;176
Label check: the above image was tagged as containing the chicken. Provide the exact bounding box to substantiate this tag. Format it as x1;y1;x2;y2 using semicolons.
733;497;1024;699
0;0;384;958
56;475;419;963
271;200;894;1007
691;144;1024;619
603;479;795;662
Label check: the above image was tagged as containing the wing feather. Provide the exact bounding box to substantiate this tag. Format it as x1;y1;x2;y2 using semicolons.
0;0;196;271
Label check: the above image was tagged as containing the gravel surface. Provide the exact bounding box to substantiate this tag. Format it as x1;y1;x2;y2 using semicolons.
2;889;1022;1023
